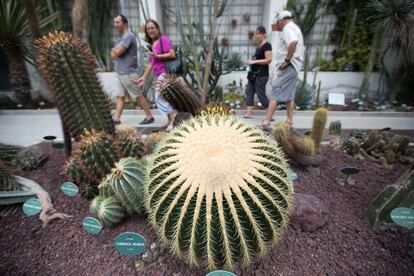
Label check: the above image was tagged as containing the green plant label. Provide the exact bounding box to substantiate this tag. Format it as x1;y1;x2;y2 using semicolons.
390;207;414;229
114;232;147;256
61;182;79;197
340;167;360;175
82;217;102;235
289;170;298;181
23;198;42;216
207;270;237;276
52;142;64;150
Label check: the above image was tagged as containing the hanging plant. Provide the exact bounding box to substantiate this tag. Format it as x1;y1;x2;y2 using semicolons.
243;12;251;23
231;18;238;29
221;37;229;47
248;30;255;40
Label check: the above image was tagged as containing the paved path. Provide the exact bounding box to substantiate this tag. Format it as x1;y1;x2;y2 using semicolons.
0;110;413;147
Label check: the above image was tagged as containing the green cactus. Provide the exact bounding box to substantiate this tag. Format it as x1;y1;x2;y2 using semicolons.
145;115;293;270
0;143;23;166
0;191;37;205
67;130;119;188
35;31;114;140
106;158;146;215
0;161;18;192
99;175;115;198
365;169;414;229
157;74;203;116
342;137;360;155
311;107;328;154
116;127;145;159
329;121;342;136
90;195;105;217
98;196;126;226
145;131;167;154
290;136;316;155
272;123;291;145
81;184;99;200
199;103;232;117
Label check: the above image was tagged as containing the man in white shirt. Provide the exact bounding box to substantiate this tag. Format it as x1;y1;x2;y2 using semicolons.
261;10;304;128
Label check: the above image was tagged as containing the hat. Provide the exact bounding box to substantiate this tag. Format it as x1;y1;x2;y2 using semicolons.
277;11;292;21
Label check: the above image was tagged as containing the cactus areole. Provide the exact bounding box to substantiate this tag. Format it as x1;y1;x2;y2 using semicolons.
146;115;294;270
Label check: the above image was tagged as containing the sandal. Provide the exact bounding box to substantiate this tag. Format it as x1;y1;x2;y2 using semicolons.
243;114;253;119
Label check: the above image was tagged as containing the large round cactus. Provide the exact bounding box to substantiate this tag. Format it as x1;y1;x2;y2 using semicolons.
145;115;294;270
102;158;146;215
97;196;125;226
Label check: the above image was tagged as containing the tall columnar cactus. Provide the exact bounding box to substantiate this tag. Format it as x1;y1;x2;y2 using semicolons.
97;196;126;226
103;158;146;215
365;169;414;229
311;107;328;154
66;130;119;187
35;31;114;139
145;115;294;270
157;74;203;115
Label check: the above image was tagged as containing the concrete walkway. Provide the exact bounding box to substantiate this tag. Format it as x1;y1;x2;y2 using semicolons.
0;109;413;147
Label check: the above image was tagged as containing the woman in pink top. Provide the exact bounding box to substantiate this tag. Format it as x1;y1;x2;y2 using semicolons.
137;19;175;130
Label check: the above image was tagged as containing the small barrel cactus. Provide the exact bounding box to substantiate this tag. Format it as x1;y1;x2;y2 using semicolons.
311;107;328;154
329;121;342;136
199;103;232;116
90;195;105;216
157;74;203;115
145;131;167;153
105;158;146;215
117;128;145;159
99;175;115;198
98;196;126;226
146;115;293;270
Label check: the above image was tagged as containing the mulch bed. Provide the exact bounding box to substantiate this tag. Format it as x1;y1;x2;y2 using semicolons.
0;142;413;276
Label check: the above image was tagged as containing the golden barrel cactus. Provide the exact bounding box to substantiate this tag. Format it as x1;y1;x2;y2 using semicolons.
145;115;294;270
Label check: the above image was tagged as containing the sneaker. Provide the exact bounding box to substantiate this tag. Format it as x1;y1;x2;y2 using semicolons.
139;117;155;125
166;123;174;132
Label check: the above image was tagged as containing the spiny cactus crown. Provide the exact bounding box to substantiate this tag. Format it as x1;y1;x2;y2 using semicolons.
146;115;293;270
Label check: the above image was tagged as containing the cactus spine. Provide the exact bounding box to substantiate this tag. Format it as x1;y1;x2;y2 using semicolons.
199;103;232;116
35;31;114;139
290;136;316;155
97;196;125;226
146;115;293;270
329;121;341;136
311;107;328;154
90;195;105;216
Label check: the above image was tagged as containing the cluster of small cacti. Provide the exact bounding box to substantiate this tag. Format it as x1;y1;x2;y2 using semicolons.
0;161;18;192
199;103;232;116
342;129;414;168
328;121;342;150
272;108;328;165
146;115;293;270
65;129;145;195
35;31;114;139
15;146;48;171
157;74;203;115
365;169;414;229
90;195;126;226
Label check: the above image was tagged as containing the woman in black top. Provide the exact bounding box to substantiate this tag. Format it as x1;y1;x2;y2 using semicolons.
244;26;272;118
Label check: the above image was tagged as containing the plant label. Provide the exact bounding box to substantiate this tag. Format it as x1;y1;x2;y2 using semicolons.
328;93;345;106
114;232;147;256
23;198;42;216
207;271;237;276
289;170;298;181
61;182;79;197
391;207;414;229
82;217;102;235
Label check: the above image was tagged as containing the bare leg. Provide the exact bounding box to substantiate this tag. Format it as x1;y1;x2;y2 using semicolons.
286;100;294;125
262;100;278;126
167;112;175;124
244;106;254;118
137;95;153;119
113;96;125;121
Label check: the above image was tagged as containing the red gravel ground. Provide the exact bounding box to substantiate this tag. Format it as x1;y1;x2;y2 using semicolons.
0;142;413;276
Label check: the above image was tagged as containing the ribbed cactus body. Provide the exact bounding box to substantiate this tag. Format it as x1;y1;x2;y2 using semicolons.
118;130;145;159
0;161;18;192
290;136;315;155
311;108;328;154
146;115;293;270
107;158;146;215
157;74;203;115
0;143;23;166
146;131;167;153
35;31;114;138
99;175;116;198
90;195;105;216
98;196;125;226
329;120;342;136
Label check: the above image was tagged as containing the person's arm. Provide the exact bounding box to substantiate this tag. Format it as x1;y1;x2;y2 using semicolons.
111;44;127;60
249;50;272;65
150;48;176;60
279;41;298;69
136;62;153;87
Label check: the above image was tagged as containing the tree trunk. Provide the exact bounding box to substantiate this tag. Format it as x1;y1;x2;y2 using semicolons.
20;0;41;39
71;0;87;39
